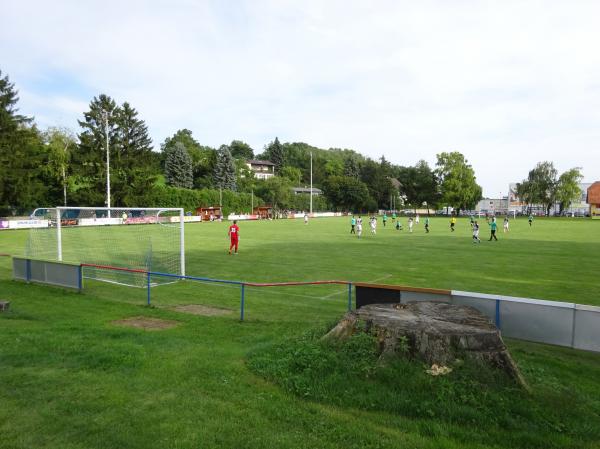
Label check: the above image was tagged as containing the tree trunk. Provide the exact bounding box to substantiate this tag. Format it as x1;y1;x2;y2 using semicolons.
325;302;529;389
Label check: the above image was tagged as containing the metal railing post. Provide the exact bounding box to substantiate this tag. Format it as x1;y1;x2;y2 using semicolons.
147;272;151;306
348;282;352;311
240;283;245;321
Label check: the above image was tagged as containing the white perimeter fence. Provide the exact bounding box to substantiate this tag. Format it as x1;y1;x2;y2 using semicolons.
355;284;600;353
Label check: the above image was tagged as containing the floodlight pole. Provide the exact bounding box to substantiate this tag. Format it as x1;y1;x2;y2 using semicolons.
310;152;313;214
56;208;62;261
102;110;111;218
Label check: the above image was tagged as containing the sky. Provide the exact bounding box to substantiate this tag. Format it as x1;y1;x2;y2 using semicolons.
1;0;599;197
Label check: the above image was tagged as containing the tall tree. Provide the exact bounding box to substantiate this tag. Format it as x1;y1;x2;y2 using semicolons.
114;102;157;205
74;95;158;206
521;161;558;216
414;160;440;211
42;127;77;206
322;175;371;212
280;166;302;185
74;94;120;206
229;140;254;160
0;69;47;212
213;144;237;191
161;129;215;189
555;167;584;214
435;152;482;214
344;157;360;179
254;176;292;213
359;158;394;209
165;142;193;189
264;137;284;174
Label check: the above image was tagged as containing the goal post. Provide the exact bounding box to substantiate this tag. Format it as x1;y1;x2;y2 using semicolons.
26;207;186;286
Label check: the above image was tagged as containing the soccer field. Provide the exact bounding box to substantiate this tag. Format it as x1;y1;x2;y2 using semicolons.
0;216;599;449
173;215;598;305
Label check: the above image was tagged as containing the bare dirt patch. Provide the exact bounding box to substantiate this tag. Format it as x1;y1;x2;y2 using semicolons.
171;304;233;317
112;316;180;331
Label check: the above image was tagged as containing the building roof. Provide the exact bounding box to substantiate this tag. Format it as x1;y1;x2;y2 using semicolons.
587;182;600;204
292;187;323;194
247;159;275;166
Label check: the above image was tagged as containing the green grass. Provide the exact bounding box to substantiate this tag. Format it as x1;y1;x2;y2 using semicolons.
0;216;599;448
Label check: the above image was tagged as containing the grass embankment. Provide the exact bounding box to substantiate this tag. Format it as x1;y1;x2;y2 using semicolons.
0;217;599;448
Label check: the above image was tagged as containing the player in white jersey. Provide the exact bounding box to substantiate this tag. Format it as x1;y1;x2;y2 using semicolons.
472;221;481;243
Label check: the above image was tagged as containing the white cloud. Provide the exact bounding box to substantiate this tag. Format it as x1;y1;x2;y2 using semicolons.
1;0;599;195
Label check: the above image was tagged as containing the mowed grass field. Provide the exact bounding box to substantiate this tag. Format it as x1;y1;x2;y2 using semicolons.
1;216;599;449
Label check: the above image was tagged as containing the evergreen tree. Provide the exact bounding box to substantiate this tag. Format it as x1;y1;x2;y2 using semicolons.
265;137;284;173
114;102;157;205
213;145;237;191
74;94;120;206
165;142;193;189
74;95;158;206
0;69;48;212
161;129;216;189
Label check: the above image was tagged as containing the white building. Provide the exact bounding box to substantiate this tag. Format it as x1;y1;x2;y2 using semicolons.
476;198;509;215
246;160;275;180
508;182;592;215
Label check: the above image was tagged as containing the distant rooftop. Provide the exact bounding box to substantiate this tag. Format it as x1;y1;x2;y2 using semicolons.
247;159;275;166
292;187;323;194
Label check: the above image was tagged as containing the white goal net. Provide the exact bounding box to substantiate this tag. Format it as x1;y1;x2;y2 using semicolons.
26;207;185;287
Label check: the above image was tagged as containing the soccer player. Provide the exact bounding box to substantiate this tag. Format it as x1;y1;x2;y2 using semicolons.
472;221;481;243
350;215;356;234
356;216;363;238
395;220;403;231
304;213;309;225
424;217;430;233
228;220;240;254
503;216;510;233
408;217;414;233
415;214;420;224
489;217;498;241
382;213;387;227
528;214;533;227
450;216;457;232
370;216;377;234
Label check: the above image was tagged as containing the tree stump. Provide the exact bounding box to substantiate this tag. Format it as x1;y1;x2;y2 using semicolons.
324;302;528;388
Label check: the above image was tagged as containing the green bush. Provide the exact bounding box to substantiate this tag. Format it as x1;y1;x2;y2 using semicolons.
140;185;262;216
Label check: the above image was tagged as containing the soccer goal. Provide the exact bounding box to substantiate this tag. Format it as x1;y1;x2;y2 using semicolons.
26;207;185;287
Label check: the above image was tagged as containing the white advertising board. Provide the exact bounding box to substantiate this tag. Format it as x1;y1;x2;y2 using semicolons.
8;219;49;229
